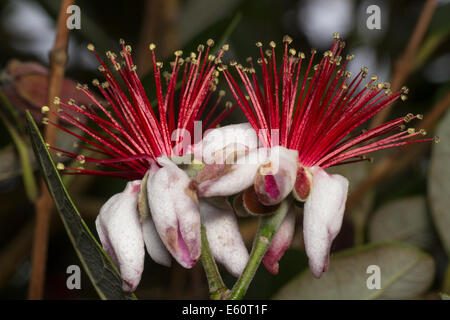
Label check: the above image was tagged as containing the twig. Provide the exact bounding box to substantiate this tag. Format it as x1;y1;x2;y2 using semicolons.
28;0;73;300
347;91;450;210
369;0;437;129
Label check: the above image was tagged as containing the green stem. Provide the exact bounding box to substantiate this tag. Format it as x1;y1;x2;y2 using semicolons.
200;225;230;300
228;198;291;300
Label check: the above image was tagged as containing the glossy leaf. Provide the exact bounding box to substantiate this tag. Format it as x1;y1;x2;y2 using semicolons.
274;242;435;300
25;111;135;300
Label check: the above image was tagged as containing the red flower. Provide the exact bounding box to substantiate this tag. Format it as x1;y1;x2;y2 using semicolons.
47;40;234;179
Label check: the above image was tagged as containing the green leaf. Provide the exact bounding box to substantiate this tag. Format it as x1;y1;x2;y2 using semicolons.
25;111;135;300
369;196;436;250
428;109;450;255
274;242;435;300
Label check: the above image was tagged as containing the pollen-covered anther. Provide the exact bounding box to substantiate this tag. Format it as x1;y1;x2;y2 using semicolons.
68;98;75;106
57;163;65;170
174;50;183;57
208;54;215;62
407;128;415;134
417;114;423;120
298;52;306;59
225;101;233;109
53;97;60;105
149;43;156;51
222;44;229;51
346;54;354;60
42;117;49;125
206;39;214;47
370;75;378;82
419;129;427;136
76;155;86;164
384;89;392;96
269;41;276;48
311;48;317;55
383;82;391;89
434;136;440;143
289;48;296;56
87;44;95;51
401;94;408;101
256;42;263;48
197;44;204;52
401;86;410;94
283;35;293;44
333;32;340;39
41;106;50;114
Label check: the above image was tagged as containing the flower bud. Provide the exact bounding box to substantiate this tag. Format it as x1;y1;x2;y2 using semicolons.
262;205;297;274
199;200;249;277
95;180;144;292
254;146;298;206
303;166;349;278
147;157;201;268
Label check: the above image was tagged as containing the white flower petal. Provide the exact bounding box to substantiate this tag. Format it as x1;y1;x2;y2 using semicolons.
147;156;201;268
254;146;298;205
194;148;268;197
192;123;259;163
303;166;349;278
199;200;249;277
142;216;172;267
95;180;144;292
262;205;297;274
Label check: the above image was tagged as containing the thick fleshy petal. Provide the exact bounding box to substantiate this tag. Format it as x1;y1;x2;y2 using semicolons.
147;156;201;268
199;200;249;277
141;216;172;267
95;180;144;292
254;146;298;206
192;123;259;163
262;205;297;275
303;166;349;278
193;148;268;197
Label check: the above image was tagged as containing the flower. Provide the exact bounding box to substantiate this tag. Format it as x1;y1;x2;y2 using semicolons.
220;34;436;277
45;40;247;290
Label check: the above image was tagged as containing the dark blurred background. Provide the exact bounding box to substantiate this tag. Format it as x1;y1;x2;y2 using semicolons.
0;0;449;299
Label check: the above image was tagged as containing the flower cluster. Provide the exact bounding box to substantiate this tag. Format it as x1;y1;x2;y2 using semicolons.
45;34;436;291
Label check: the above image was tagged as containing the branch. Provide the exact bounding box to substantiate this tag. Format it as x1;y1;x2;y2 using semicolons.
369;0;438;129
28;0;73;300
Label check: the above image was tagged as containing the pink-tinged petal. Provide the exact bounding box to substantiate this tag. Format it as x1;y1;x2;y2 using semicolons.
303;166;349;278
254;146;298;206
147;157;201;268
193;148;268;197
199;200;249;277
262;205;297;275
192;123;259;163
95;180;144;292
141;216;172;267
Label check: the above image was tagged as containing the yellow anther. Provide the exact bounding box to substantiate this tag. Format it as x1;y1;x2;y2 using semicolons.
53;97;60;105
41;106;50;114
400;94;407;101
149;43;156;50
87;44;95;51
174;50;183;57
207;39;215;47
255;42;263;47
333;32;340;39
283;35;293;44
57;163;65;170
269;41;276;48
222;44;229;51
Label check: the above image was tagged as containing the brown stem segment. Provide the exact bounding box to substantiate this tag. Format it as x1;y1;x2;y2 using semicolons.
369;0;437;129
28;0;73;300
